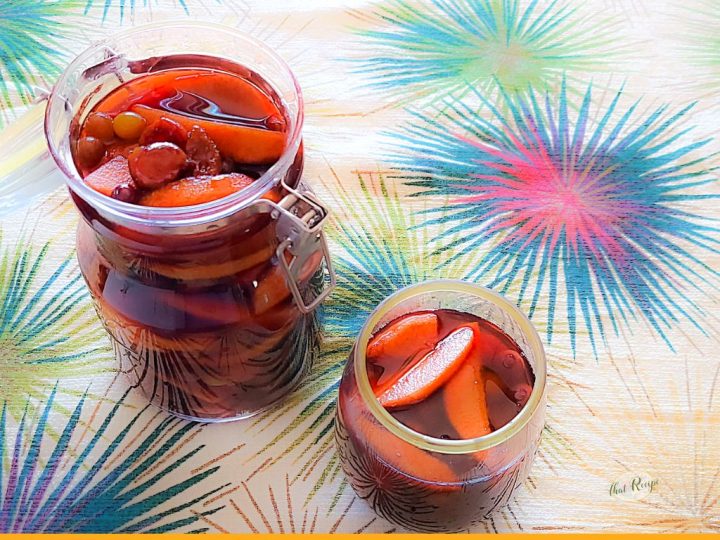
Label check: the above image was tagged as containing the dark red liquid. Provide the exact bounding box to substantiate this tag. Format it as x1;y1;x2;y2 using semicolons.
336;309;539;531
71;59;321;420
371;309;534;439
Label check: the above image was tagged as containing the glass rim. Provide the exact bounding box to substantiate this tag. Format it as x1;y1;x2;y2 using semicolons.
45;21;304;228
352;279;547;455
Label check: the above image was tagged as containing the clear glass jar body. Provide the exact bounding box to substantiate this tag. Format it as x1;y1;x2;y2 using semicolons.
46;24;332;421
335;280;547;531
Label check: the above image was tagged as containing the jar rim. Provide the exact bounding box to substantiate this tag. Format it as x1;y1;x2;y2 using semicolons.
353;279;547;455
45;21;304;228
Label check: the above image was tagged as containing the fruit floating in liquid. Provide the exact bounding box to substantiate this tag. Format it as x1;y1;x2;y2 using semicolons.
74;68;288;206
335;308;538;531
367;309;535;442
71;64;321;420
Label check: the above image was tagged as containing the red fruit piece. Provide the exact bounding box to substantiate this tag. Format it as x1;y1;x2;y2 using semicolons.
84;156;134;196
111;183;139;203
139;116;188;148
444;363;492;439
138;172;254;207
377;326;475;408
186;126;221;176
128;142;187;189
132;105;285;164
367;312;438;361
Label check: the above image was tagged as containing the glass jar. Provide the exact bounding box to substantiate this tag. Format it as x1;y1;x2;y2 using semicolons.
43;23;335;421
335;280;547;531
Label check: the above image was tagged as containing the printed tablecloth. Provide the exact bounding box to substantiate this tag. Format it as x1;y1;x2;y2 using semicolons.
0;0;718;533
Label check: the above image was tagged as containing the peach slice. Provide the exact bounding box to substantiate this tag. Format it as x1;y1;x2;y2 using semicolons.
443;363;492;440
149;245;275;282
367;312;438;361
139;173;255;207
170;71;281;120
357;414;458;485
253;249;323;315
377;326;475;408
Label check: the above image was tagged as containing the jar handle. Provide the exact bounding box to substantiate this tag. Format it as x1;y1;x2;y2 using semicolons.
0;95;66;214
273;180;336;313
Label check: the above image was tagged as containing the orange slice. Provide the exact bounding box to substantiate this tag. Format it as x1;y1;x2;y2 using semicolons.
367;312;438;360
377;326;475;408
131;104;285;164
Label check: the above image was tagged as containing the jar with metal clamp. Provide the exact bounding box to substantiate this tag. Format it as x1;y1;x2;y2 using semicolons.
36;23;336;421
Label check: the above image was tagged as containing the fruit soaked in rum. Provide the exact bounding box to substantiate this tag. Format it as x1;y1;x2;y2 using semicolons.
74;68;288;204
336;309;537;531
71;62;321;420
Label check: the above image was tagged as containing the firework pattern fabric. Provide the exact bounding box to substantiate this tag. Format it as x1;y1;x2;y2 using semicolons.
0;0;718;533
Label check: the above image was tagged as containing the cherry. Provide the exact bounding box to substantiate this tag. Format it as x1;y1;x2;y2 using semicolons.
266;114;285;132
513;384;533;407
111;182;139;203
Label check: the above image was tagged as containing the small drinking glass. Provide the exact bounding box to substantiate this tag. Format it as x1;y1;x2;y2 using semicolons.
335;280;547;532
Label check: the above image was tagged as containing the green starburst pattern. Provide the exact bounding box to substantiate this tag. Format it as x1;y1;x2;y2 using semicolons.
351;0;621;103
677;0;720;86
82;0;189;21
0;232;112;421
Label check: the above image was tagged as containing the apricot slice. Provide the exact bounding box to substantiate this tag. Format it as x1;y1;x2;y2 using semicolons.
84;156;134;196
160;290;253;327
253;249;323;314
131;104;285;164
367;312;438;360
149;244;275;282
443;363;491;439
377;326;474;408
138;173;254;207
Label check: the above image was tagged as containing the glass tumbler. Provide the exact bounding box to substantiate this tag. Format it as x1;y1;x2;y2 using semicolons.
39;23;335;421
335;280;547;531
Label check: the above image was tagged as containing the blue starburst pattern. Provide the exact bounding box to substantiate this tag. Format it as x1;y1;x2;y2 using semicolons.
0;388;227;533
389;82;720;354
0;1;72;110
